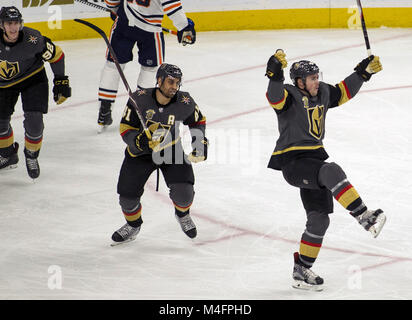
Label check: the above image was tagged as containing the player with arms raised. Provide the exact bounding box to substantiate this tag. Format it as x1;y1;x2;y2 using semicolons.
265;49;385;291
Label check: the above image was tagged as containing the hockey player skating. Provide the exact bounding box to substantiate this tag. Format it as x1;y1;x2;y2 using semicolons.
111;63;208;245
265;49;385;291
0;6;71;179
97;0;196;132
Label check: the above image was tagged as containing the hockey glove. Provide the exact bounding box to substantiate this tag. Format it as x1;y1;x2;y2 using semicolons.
187;137;208;163
134;131;151;154
177;18;196;46
53;75;71;105
265;49;287;81
354;55;382;81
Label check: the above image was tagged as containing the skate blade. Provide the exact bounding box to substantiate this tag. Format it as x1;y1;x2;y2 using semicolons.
110;236;137;247
370;213;387;238
0;164;18;172
292;280;324;292
97;124;109;134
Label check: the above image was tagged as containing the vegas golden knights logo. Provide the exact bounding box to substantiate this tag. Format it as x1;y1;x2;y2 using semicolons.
0;60;19;80
147;120;173;152
302;96;325;140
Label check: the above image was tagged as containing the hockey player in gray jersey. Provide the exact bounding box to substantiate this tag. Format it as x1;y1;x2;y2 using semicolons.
111;63;208;245
265;49;385;291
0;6;71;179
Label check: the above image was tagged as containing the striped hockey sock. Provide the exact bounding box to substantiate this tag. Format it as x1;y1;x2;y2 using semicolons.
122;203;143;228
331;179;367;217
174;201;192;217
24;133;42;156
298;229;324;268
0;126;14;156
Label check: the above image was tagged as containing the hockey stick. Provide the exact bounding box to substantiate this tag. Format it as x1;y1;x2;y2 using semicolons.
356;0;372;56
74;0;178;36
74;18;152;139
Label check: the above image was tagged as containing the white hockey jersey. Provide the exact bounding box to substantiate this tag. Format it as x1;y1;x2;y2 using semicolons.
105;0;189;33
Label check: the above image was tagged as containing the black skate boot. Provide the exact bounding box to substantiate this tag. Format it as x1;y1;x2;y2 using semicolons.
111;223;141;246
97;101;113;132
175;212;197;239
353;208;386;238
292;252;324;291
0;142;19;171
24;148;40;179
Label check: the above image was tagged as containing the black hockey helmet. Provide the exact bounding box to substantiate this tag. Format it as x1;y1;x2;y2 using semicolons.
289;60;320;85
156;63;183;85
0;6;23;25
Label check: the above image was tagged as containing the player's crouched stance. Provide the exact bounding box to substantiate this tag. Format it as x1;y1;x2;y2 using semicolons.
0;6;71;179
265;50;385;291
111;63;208;245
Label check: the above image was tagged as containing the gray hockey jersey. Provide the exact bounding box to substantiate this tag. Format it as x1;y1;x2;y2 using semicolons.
0;27;64;88
266;72;364;170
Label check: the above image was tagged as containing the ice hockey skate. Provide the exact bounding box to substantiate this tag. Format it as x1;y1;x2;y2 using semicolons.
0;142;19;172
111;223;141;246
292;252;324;291
355;208;386;238
24;148;40;179
97;101;113;133
175;213;197;239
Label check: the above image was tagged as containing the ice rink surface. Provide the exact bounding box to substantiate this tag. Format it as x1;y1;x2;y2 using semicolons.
1;27;412;300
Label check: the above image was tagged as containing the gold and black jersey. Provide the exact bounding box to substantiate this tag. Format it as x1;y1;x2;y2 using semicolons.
0;27;64;88
266;72;364;170
120;88;206;160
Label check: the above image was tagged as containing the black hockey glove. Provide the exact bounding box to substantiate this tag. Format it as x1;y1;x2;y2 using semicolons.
354;55;382;81
265;49;287;81
177;18;196;46
187;137;208;163
135;131;151;154
53;75;71;105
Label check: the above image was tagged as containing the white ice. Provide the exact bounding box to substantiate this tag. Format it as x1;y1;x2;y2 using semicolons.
1;27;412;300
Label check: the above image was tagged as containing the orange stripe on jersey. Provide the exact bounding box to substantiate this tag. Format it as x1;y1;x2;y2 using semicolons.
98;92;117;99
144;18;163;24
155;33;163;65
266;89;288;110
164;3;181;12
105;0;120;6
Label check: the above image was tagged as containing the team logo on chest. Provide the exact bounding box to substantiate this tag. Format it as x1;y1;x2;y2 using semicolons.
146;120;173;152
0;60;19;80
302;96;325;140
145;109;156;120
